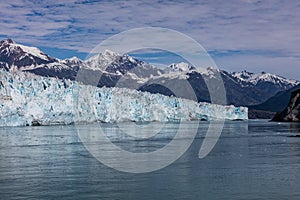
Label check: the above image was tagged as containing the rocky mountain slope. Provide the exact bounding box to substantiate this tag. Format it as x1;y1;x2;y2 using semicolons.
249;84;300;112
272;89;300;122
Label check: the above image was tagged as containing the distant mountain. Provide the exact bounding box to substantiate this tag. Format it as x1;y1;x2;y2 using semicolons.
1;39;299;108
140;68;299;106
168;62;195;72
86;49;164;78
231;70;298;88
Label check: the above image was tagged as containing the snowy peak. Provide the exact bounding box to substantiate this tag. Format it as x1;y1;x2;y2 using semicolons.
167;63;221;77
168;62;195;72
102;49;122;60
85;50;123;70
231;70;299;87
63;56;82;64
0;39;54;61
61;56;85;67
231;70;254;81
0;38;15;45
0;39;57;70
85;50;162;77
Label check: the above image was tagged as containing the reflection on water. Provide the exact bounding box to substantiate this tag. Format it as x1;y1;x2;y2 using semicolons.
0;120;300;199
289;123;300;134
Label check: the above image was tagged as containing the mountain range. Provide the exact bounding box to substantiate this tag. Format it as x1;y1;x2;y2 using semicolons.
1;39;299;116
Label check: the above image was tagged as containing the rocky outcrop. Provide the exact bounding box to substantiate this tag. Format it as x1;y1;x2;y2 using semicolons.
272;89;300;122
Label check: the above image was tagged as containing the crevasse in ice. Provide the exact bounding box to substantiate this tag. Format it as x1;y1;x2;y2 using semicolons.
0;70;248;126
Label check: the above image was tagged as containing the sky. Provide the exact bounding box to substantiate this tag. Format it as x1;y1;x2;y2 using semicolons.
0;0;299;80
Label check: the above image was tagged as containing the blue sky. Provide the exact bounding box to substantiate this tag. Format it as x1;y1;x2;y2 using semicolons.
0;0;299;80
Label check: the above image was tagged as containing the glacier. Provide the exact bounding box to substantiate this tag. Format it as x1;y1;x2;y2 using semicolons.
0;70;248;126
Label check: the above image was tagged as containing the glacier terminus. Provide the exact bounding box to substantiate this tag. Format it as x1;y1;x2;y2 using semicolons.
0;70;248;127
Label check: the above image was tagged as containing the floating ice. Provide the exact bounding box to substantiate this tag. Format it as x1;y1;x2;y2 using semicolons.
0;70;248;126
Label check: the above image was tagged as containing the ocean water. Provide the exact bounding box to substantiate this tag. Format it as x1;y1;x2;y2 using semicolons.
0;120;299;200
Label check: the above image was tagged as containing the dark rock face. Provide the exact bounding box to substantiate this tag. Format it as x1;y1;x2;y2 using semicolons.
272;89;300;122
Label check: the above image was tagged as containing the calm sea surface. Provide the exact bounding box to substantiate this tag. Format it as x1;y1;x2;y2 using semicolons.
0;120;300;200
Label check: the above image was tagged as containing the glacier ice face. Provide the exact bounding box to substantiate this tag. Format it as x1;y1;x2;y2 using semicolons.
0;70;248;127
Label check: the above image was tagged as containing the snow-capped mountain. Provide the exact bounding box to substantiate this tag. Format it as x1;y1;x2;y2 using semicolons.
86;49;163;78
1;39;299;107
231;70;299;88
168;62;195;72
140;67;299;106
61;56;86;67
86;50;120;70
0;39;57;71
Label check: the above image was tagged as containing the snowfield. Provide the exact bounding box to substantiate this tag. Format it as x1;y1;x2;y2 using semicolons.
0;70;248;126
